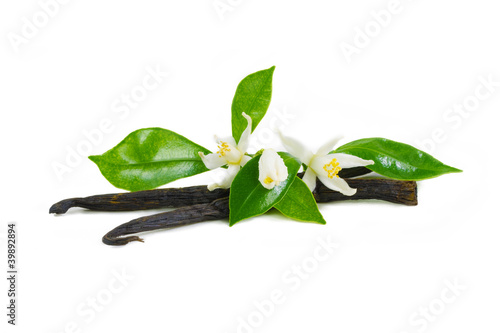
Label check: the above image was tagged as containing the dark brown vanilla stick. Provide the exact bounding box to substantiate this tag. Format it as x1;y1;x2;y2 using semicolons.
49;187;229;214
314;178;417;206
49;167;372;214
102;198;230;245
102;178;417;246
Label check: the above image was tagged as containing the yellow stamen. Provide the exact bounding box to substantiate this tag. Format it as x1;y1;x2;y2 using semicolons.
217;142;231;157
264;176;274;185
323;158;342;179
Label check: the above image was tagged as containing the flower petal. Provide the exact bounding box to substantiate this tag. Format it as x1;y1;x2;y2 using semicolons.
207;164;240;191
207;182;222;191
214;135;237;147
258;149;287;190
273;153;288;183
329;153;374;168
317;174;357;196
278;130;313;165
302;167;317;192
199;152;226;169
240;154;252;167
316;136;343;156
310;155;339;179
226;163;240;183
213;136;243;164
237;112;252;152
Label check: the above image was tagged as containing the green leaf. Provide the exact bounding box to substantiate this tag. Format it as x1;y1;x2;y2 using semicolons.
229;152;301;226
89;128;211;191
334;137;462;180
231;66;276;143
274;177;326;224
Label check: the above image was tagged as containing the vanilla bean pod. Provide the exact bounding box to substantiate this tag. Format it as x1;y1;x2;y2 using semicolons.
102;178;417;246
102;198;230;245
49;186;229;214
50;167;372;214
313;178;417;206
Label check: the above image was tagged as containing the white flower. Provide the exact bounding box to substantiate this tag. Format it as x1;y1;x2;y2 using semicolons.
199;112;253;191
279;132;374;196
258;149;288;190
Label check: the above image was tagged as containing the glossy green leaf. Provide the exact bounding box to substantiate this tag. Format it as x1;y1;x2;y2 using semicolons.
274;177;326;224
229;152;301;226
334;137;462;180
231;66;275;143
89;128;211;191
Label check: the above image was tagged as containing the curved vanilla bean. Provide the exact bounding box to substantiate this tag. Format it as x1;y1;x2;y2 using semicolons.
50;167;371;214
102;178;416;246
102;198;230;245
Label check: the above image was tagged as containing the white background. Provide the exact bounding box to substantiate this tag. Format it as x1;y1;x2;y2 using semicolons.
1;0;500;332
